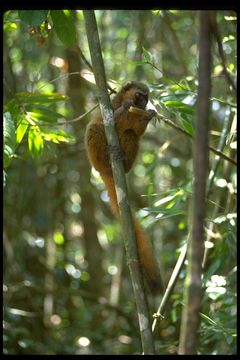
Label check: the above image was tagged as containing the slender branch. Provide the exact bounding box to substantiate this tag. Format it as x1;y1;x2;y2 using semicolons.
179;11;211;354
206;145;235;165
209;11;236;93
157;114;237;166
163;12;188;75
146;61;236;108
37;72;81;91
83;10;155;355
206;109;233;197
203;110;235;267
152;241;188;333
58;104;99;124
77;45;117;94
78;46;94;71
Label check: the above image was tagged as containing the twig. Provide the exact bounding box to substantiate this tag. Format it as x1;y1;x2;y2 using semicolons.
163;12;188;75
77;46;117;94
152;242;188;332
146;60;236;108
78;46;94;72
157;114;237;166
202;110;235;267
209;11;237;93
37;72;81;91
58;104;99;124
206;109;233;197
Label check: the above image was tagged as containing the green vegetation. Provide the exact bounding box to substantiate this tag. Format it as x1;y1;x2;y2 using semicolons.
3;10;236;355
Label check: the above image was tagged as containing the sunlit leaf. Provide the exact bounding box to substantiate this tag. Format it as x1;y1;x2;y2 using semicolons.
25;104;64;123
15;92;66;104
42;129;75;144
169;83;190;91
154;188;185;207
179;115;194;136
26;113;38;125
164;100;195;114
159;93;191;101
28;127;44;157
16;119;29;144
4;22;18;32
143;207;185;219
154;194;175;207
200;312;219;327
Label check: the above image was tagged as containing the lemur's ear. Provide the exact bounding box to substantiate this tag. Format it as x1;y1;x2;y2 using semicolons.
122;81;135;91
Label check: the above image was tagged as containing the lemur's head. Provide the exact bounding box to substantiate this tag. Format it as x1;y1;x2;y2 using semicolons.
121;81;149;109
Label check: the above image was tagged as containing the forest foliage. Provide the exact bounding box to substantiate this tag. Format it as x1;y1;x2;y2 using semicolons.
3;10;237;355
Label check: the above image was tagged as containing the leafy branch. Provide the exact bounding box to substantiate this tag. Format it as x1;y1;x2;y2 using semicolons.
156;113;237;166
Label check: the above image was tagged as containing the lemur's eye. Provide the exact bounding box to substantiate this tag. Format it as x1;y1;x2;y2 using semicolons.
135;92;148;101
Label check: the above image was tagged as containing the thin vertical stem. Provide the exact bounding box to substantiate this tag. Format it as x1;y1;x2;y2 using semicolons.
178;11;212;354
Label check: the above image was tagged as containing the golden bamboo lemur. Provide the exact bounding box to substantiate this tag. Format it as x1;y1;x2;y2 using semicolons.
85;81;163;294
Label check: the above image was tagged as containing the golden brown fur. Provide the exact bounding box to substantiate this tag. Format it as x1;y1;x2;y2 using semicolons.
85;81;163;294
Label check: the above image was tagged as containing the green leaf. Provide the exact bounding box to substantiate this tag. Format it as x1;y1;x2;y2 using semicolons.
16;119;29;144
205;259;221;278
28;127;44;157
169;83;191;92
156;209;185;219
159;94;189;101
4;99;19;120
179;115;194;136
42;130;74;144
200;312;233;343
142;47;152;63
164;100;195;114
164;100;184;107
4;145;14;168
50;10;76;47
200;312;219;327
225;333;233;345
143;207;185;219
4;112;16;168
134;60;148;66
16;92;66;104
4;112;16;148
178;106;194;115
153;188;185;207
4;21;18;32
18;10;49;26
25;104;64;123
